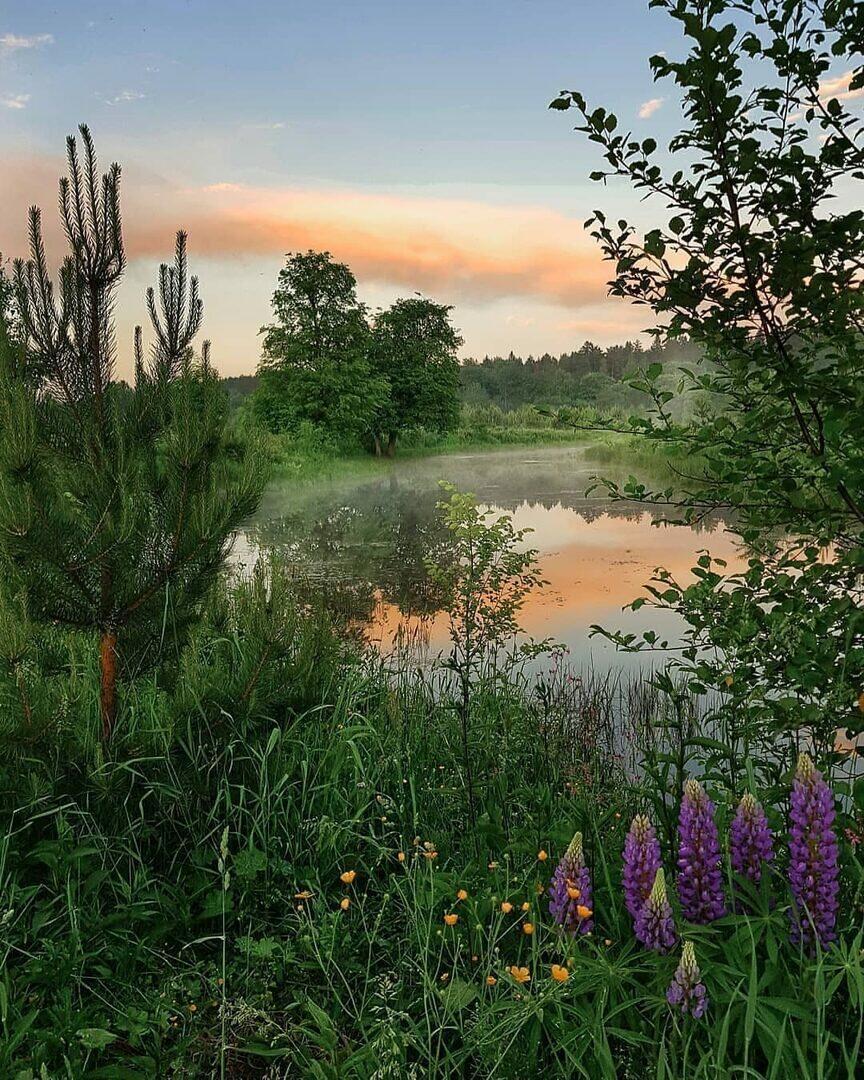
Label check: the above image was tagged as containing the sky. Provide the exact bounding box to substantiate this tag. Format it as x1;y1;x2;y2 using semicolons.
0;1;855;375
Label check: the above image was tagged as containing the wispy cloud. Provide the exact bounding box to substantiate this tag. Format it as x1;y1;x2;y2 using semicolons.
0;161;612;312
103;89;145;106
249;120;287;131
1;93;29;109
638;97;664;119
818;70;864;104
0;32;53;54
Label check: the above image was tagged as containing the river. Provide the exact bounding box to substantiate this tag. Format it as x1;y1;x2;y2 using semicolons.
234;444;743;674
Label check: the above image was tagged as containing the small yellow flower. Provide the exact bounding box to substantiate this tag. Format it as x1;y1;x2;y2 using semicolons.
521;902;530;912
550;964;569;983
567;886;581;901
188;1003;197;1012
456;889;469;901
340;897;351;911
522;922;535;935
444;913;459;926
576;905;593;919
397;851;406;862
422;850;438;860
537;849;549;862
508;966;531;984
486;975;497;986
293;890;313;900
604;938;613;947
500;901;513;914
535;883;545;895
340;870;357;885
440;972;450;982
725;674;734;687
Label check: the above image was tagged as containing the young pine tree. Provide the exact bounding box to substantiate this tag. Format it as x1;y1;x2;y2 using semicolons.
0;126;265;743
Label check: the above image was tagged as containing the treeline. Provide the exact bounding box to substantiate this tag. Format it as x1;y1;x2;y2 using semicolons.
460;338;701;411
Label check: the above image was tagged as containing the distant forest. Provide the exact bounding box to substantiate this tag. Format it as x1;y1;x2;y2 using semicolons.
224;337;700;413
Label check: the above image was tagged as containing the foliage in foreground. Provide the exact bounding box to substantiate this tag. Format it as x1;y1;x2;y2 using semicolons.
0;545;862;1078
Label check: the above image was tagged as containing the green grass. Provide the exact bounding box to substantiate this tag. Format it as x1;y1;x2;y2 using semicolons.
1;560;862;1077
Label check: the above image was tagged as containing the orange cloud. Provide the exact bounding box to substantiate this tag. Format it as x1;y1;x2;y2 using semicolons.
818;70;864;104
1;157;613;310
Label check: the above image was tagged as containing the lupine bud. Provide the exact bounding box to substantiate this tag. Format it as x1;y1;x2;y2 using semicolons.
677;779;726;924
622;813;662;923
789;753;839;951
730;792;774;885
666;941;708;1018
548;831;593;935
634;867;677;953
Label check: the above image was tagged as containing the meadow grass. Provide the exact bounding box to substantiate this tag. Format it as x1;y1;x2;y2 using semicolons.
1;566;861;1077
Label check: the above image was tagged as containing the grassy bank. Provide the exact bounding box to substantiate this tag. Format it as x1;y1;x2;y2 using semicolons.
2;559;861;1077
256;404;680;486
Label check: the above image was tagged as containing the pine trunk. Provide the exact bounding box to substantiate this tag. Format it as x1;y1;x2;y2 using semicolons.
100;630;118;742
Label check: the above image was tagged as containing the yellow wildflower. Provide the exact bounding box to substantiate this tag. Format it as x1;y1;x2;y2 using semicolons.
340;870;357;885
444;913;459;926
550;964;569;983
508;966;530;984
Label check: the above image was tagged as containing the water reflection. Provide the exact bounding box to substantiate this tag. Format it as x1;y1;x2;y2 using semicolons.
235;445;744;668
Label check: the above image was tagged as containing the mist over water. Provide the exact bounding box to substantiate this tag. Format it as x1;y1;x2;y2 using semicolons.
235;444;744;673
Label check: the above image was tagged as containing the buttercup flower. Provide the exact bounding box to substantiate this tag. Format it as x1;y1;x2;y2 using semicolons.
634;868;677;953
548;831;594;935
444;913;459;926
522;922;535;935
486;975;497;986
340;870;357;885
508;966;530;984
456;889;468;901
730;792;774;886
501;901;513;914
550;964;569;982
677;780;726;924
538;849;549;862
666;941;708;1018
339;897;350;911
622;814;662;923
789;752;839;951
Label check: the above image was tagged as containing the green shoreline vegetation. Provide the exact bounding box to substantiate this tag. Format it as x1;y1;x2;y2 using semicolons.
1;2;864;1076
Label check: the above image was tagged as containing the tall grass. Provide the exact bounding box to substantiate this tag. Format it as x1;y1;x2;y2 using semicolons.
1;559;861;1076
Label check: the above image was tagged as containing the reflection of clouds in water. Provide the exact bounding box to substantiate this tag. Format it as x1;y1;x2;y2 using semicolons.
235;444;743;670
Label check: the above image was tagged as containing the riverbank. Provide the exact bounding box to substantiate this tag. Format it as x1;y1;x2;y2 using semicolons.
259;423;674;486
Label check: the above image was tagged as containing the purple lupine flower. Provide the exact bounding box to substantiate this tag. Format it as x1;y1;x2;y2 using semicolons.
634;867;677;953
789;752;839;951
677;779;726;924
548;831;593;935
623;813;662;923
730;792;774;885
666;941;708;1019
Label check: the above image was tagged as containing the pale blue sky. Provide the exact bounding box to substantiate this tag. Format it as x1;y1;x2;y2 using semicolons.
0;3;700;371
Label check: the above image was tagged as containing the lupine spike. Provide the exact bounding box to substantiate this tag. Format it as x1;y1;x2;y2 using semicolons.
622;813;662;923
729;792;774;887
634;867;677;953
677;779;726;924
666;941;708;1018
548;830;594;935
789;752;839;951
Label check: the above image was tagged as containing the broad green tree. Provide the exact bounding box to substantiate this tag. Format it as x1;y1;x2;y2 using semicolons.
371;297;462;455
0;127;265;742
552;0;864;772
254;251;387;446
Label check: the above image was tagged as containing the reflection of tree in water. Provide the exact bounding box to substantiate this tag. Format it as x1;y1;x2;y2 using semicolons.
246;477;450;637
241;449;733;642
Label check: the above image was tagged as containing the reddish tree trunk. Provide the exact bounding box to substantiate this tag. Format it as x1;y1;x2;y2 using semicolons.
100;629;118;742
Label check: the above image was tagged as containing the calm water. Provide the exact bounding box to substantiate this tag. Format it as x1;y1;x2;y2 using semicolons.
234;445;743;673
